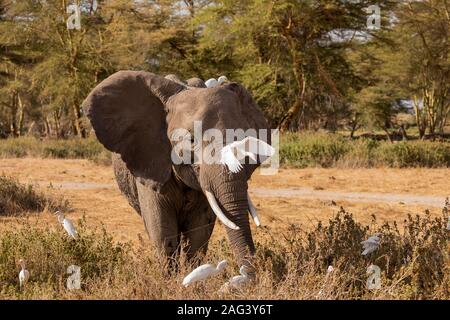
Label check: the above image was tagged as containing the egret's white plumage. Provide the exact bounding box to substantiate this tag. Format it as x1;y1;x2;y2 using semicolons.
220;265;250;292
361;233;381;255
220;136;275;173
182;260;228;287
18;259;29;288
56;211;78;239
205;78;218;88
217;76;228;84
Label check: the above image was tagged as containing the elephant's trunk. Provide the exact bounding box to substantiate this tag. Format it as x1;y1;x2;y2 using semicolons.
204;167;256;275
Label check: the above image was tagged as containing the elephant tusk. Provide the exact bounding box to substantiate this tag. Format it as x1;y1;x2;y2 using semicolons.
204;191;240;230
247;193;261;227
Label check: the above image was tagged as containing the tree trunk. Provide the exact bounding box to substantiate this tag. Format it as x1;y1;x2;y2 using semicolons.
17;94;25;136
383;128;393;143
10;91;18;137
278;21;307;131
44;116;52;137
278;75;306;131
54;111;61;138
27;121;35;135
399;124;408;141
71;102;86;138
413;96;426;139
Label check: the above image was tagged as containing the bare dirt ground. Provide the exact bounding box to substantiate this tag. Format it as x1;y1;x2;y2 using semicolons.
1;158;449;245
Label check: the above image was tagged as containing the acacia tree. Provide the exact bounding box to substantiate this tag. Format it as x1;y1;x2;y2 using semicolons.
0;0;38;137
192;0;396;130
349;0;450;139
397;0;450;138
1;0;180;138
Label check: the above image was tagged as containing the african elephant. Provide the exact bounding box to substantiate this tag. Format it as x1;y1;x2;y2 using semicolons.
82;71;271;275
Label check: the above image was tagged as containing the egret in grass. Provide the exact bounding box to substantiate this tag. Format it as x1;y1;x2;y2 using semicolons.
18;259;29;288
220;265;250;292
361;233;382;255
56;211;78;239
182;260;228;287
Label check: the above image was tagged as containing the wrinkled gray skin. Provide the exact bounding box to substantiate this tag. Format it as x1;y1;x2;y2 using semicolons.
82;71;270;275
164;74;207;89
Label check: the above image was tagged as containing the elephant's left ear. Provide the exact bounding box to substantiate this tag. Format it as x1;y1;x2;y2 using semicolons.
82;71;185;191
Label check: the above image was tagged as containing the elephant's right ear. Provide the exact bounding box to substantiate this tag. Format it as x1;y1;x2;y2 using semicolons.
82;71;185;191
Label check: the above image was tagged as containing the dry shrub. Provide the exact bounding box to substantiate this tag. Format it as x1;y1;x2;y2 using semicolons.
0;175;70;215
0;205;448;300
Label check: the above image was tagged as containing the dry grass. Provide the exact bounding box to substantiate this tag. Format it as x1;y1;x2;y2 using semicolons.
0;159;448;243
0;175;70;216
0;159;449;299
0;206;448;300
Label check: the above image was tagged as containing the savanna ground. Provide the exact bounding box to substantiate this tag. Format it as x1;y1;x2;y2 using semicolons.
0;154;448;300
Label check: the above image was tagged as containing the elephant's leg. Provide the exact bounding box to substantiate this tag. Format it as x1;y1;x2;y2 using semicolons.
135;178;184;261
180;190;216;262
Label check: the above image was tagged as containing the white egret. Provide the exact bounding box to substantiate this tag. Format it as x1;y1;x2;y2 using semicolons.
219;136;275;174
217;76;228;84
18;259;30;288
56;211;78;239
220;265;250;291
205;78;218;88
361;233;382;255
182;260;228;287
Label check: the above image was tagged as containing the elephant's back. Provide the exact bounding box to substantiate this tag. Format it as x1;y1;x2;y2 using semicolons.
112;152;141;215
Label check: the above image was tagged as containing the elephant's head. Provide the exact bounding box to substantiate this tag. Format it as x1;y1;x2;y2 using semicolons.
82;71;272;273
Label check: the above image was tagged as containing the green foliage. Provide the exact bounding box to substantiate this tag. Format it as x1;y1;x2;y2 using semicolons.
374;141;450;168
0;219;131;298
281;132;351;167
0;137;110;164
280;132;450;168
1;134;449;168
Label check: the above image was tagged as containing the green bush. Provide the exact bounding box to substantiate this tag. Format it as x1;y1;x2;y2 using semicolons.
0;137;111;164
280;132;351;167
0;219;131;299
280;132;450;168
0;136;41;158
0;134;449;168
374;141;450;167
